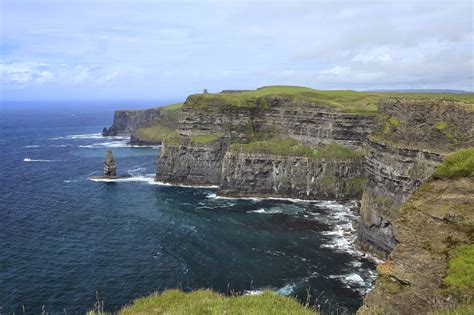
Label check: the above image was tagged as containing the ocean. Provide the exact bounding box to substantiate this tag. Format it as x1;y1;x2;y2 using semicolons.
0;101;376;314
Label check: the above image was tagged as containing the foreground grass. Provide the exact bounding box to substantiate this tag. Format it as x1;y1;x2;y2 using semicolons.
434;147;474;178
185;85;474;113
118;289;316;315
230;137;361;160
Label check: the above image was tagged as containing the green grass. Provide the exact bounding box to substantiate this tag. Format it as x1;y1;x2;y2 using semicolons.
388;117;401;126
443;244;474;298
160;102;184;111
434;147;474;178
190;133;222;143
119;289;316;315
435;121;448;130
135;124;177;142
184;85;474;114
230;137;361;160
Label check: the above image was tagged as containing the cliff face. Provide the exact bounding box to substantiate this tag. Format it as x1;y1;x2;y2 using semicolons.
178;95;375;148
102;108;162;136
219;151;366;200
357;98;474;257
358;176;474;315
155;140;227;186
156;93;375;189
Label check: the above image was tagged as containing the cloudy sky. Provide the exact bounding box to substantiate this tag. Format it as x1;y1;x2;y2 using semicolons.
0;0;472;101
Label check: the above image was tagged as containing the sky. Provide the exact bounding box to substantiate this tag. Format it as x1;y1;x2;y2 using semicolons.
0;0;473;101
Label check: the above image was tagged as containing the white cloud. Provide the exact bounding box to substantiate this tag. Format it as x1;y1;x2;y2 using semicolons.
0;62;120;87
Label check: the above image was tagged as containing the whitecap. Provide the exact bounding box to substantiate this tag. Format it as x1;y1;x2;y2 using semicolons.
244;290;264;296
128;167;146;176
148;181;218;189
206;193;328;204
50;133;108;140
345;273;365;286
89;175;155;183
24;158;57;162
23;145;41;148
276;283;296;296
247;208;282;214
49;144;69;148
63;179;78;183
79;140;129;148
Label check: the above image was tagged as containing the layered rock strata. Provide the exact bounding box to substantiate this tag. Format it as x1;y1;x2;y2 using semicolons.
219;151;366;200
155;140;227;186
178;95;375;149
357;98;473;257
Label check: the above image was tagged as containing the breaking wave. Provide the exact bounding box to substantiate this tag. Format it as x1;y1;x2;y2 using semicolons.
24;158;58;162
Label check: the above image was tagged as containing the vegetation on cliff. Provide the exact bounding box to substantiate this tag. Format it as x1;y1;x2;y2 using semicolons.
434;147;474;178
134;124;177;143
359;148;474;314
118;289;316;315
230;137;362;160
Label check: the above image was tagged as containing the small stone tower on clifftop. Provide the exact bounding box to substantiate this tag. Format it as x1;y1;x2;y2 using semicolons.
104;150;117;176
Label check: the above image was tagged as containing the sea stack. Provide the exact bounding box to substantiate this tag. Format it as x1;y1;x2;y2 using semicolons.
104;150;117;176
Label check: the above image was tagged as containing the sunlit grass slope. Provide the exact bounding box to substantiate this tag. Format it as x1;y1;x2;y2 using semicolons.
118;289;317;315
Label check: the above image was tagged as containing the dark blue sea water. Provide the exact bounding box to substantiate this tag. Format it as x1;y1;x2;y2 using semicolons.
0;101;377;314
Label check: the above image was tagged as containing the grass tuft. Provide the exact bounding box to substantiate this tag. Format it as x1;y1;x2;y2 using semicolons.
434;147;474;178
443;244;474;295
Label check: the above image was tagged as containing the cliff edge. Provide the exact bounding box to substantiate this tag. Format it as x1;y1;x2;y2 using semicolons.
359;148;474;314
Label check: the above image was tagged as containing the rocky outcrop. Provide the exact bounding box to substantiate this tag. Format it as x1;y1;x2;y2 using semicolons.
358;176;474;314
104;150;117;176
219;151;366;200
102;108;162;136
90;150;125;180
357;98;473;258
155;140;227;186
358;140;443;256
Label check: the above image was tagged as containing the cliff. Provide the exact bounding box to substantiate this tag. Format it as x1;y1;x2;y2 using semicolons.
102;107;162;136
219;140;366;200
178;91;376;148
357;98;474;258
156;138;227;186
358;148;474;314
156;87;379;195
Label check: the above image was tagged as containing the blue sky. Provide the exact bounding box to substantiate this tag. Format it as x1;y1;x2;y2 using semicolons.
1;0;473;101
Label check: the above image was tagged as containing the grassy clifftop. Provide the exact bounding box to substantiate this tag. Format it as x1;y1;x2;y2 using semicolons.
115;289;316;315
184;86;473;114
